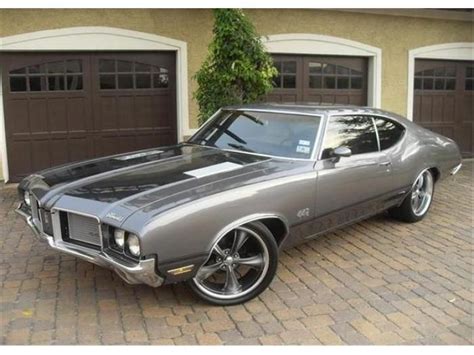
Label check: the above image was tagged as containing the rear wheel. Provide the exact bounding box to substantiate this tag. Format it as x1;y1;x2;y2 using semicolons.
389;169;434;223
189;221;278;305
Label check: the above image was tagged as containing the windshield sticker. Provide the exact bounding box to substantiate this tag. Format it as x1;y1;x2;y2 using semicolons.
296;145;310;154
298;140;311;146
114;150;164;161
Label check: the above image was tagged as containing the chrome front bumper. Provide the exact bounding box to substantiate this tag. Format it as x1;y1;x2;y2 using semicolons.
15;205;164;288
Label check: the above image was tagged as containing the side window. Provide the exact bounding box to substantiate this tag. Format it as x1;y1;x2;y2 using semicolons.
321;115;378;159
374;117;405;150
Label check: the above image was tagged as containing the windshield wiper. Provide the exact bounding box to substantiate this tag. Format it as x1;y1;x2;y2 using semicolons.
227;143;256;153
241;112;264;126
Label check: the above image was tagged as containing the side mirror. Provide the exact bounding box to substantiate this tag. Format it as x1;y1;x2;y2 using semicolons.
332;146;352;158
330;146;352;162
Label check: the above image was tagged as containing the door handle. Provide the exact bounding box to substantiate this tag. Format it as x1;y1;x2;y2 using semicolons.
379;161;392;167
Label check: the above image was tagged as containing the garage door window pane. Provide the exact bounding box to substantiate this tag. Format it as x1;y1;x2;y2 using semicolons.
10;76;27;92
323;64;336;74
282;61;296;74
272;75;281;88
324;77;336;89
48;76;65;90
117;60;133;72
10;68;26;74
309;62;322;74
67;75;83;90
136;74;151;89
466;67;473;90
423;78;433;90
99;59;115;73
136;63;151;72
445;79;456;90
445;67;456;77
434;79;444;90
9;60;83;92
337;77;349;89
309;76;322;89
307;62;364;91
29;76;44;91
414;78;422;90
47;61;65;74
283;75;296;89
337;66;350;75
100;74;116;89
351;77;363;89
434;67;445;76
153;73;169;88
118;74;134;89
28;64;45;74
66;60;82;73
466;79;473;91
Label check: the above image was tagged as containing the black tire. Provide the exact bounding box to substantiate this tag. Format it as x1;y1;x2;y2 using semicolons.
189;221;278;306
389;169;435;223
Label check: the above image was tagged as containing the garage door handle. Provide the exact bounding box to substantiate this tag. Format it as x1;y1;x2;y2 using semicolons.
379;161;392;167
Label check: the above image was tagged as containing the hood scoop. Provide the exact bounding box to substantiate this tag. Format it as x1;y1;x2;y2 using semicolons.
184;162;242;178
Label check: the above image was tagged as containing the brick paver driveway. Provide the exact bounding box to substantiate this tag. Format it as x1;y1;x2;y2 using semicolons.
1;161;472;345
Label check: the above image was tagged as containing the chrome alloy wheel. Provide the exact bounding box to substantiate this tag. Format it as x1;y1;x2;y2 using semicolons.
411;170;434;216
192;226;270;300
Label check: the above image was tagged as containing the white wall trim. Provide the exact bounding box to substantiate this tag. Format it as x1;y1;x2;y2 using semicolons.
0;26;191;182
262;33;382;108
407;42;474;121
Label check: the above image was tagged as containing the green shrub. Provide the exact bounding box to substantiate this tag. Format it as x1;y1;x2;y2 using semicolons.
194;9;277;125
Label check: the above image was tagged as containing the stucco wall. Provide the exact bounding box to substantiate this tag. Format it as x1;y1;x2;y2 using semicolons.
0;9;472;181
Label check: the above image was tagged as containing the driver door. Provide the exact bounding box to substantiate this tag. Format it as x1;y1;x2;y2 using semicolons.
312;115;393;234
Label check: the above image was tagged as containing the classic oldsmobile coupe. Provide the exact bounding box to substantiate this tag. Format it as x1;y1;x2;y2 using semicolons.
16;104;462;305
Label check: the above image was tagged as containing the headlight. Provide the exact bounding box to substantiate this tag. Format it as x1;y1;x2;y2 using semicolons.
24;191;31;207
127;234;140;257
114;229;125;248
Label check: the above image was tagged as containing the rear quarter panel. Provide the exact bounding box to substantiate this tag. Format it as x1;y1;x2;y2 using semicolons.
390;120;461;191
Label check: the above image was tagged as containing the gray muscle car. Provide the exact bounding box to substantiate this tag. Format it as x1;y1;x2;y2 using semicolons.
16;104;462;305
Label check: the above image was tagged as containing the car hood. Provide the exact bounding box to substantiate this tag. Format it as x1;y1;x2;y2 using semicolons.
26;144;308;226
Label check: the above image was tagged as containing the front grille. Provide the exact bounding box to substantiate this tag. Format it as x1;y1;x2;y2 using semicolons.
67;213;101;247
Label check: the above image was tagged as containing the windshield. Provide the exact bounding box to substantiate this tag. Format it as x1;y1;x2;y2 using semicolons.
189;110;321;159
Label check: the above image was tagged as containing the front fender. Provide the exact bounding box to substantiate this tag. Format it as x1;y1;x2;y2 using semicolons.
122;171;317;279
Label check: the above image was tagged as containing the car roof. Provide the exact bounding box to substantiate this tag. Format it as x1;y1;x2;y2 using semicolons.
222;103;402;119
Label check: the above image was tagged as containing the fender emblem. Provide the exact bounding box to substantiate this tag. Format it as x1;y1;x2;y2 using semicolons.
106;212;124;222
297;208;310;218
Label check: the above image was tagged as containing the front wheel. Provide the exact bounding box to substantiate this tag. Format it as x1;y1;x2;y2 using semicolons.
189;221;278;305
389;169;434;223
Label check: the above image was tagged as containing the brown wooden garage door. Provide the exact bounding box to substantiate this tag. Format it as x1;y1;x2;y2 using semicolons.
267;55;368;106
413;59;473;157
1;52;177;182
